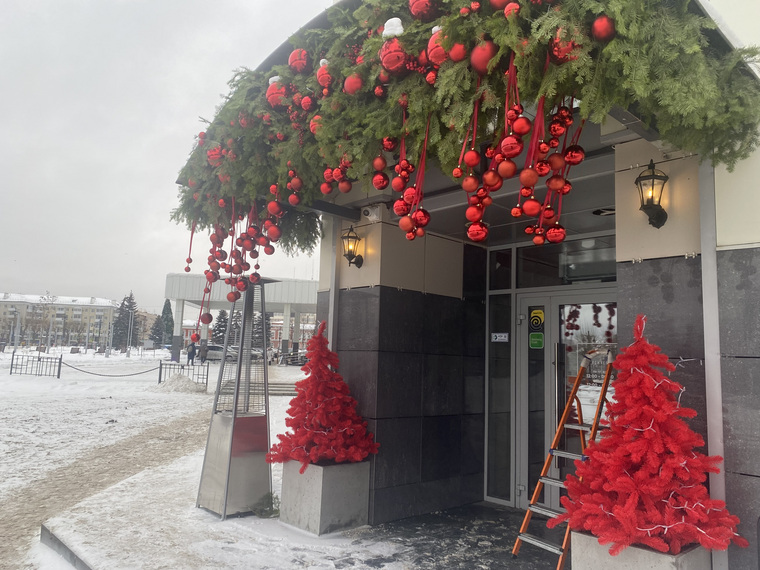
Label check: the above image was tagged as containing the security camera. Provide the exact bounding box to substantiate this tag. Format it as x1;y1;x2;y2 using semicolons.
363;205;382;222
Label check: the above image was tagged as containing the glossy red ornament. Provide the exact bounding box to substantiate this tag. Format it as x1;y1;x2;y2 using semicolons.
519;167;539;187
497;159;517;178
470;40;498;75
288;49;309;73
409;0;434;20
535;160;551;177
550;31;579;64
266;82;286;108
511;206;523;218
462;175;479;193
500;134;524;158
449;43;467;62
466;205;484;222
190;332;201;342
464;149;481;168
418;49;429;67
399;215;415;232
591;15;616;42
467;221;489;242
411;208;431;227
300;96;313;111
512;116;532;136
393;199;411;216
403;187;417;204
504;2;520;17
343;73;363;94
522;198;542;217
549;120;566;137
542;206;555;220
524;225;535;235
338;180;352;193
380;38;407;74
546;223;566;243
372;172;390;190
332;168;344;181
564;145;586;165
309;115;322;135
382;137;398;151
520;186;533;198
426;70;437;85
316;64;332;87
288;193;301;206
320;182;332;195
427;30;447;66
452;167;464;178
561;180;573;194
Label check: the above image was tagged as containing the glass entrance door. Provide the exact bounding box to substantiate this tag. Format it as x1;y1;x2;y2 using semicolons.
515;292;617;510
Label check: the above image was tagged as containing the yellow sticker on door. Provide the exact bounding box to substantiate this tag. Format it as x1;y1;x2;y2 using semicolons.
529;309;544;331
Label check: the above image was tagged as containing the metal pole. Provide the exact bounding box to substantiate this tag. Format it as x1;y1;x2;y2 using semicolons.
57;355;62;379
126;310;134;357
158;360;163;384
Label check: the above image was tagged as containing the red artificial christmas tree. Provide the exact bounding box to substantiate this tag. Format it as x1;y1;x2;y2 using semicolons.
266;321;379;473
549;315;747;555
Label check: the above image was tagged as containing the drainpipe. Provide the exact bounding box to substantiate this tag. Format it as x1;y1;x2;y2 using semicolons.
698;161;728;570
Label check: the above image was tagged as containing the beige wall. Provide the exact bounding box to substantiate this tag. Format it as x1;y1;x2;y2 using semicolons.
715;143;760;249
615;139;702;261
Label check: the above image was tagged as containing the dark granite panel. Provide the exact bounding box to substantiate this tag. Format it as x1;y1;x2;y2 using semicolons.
422;294;465;356
337;287;380;351
725;472;760;570
377;351;423;418
463;244;487;300
718;248;760;357
378;287;425;354
421;416;462;481
316;290;330;327
422;354;464;416
338;350;378;420
616;257;704;358
463;299;486;357
721;357;760;477
463;356;485;414
461;415;485;476
369;476;464;524
460;472;485;504
370;417;422;489
668;357;707;445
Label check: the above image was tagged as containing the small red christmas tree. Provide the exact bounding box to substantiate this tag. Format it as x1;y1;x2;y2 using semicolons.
266;321;379;473
549;315;747;555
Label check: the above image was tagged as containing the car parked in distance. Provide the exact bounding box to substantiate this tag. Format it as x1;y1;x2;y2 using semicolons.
204;344;238;361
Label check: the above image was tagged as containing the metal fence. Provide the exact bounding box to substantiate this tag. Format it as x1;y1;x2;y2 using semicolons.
158;361;209;389
10;352;62;378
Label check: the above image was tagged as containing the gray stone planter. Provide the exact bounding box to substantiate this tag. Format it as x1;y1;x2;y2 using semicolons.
571;531;711;570
279;460;370;535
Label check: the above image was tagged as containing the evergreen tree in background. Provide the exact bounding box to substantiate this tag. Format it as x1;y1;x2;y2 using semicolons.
112;292;138;349
160;299;174;344
149;316;164;345
230;310;242;346
212;309;228;344
251;312;272;350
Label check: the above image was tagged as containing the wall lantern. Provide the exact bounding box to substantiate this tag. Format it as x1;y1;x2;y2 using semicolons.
635;159;669;229
341;225;363;268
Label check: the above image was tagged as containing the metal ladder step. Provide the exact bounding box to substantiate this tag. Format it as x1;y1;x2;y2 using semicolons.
563;422;593;432
528;504;565;518
517;532;564;555
539;476;566;488
550;449;586;461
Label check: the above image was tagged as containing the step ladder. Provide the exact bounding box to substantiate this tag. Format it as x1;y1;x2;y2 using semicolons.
511;349;615;570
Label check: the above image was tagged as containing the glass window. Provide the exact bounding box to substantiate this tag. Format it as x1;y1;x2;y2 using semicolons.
489;249;512;290
487;294;511;501
516;236;616;288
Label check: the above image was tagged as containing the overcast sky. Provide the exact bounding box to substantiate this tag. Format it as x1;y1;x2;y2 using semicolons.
0;0;332;313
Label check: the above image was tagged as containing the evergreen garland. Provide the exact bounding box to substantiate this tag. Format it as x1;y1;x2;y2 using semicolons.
173;0;760;252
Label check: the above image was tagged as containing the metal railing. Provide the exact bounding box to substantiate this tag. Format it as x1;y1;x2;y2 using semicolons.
10;352;62;378
158;361;209;389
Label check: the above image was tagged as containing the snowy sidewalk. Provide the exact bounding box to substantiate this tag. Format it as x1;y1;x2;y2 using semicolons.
32;450;563;569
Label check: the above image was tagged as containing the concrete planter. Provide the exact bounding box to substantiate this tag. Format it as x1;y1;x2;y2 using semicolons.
279;460;370;535
571;531;711;570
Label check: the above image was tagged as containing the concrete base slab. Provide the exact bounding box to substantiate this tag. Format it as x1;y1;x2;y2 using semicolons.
280;461;369;535
571;531;711;570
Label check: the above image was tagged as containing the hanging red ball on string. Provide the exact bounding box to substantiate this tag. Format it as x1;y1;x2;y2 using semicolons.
467;221;489;242
591;15;616;42
411;208;431;228
470;40;498;75
191;332;201;342
427;28;447;66
372;172;390;190
372;156;387;171
379;19;408;74
464;149;481;168
393;199;411;216
522;197;542;217
546;223;567;243
200;313;213;325
564;145;586;165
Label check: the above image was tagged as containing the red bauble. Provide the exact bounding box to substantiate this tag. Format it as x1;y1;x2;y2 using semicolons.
547;153;565;171
519;167;539;187
452;167;464;178
267;201;284;217
290;176;303;191
372;155;387;171
564;145;586;165
427;30;448;65
389;176;404;192
520;186;533;198
300;96;313;111
500;134;524;158
399;215;415;232
382;137;398;151
288;193;301;206
309;115;322;135
542;206;555;220
489;0;509;7
426;70;437;85
288;48;309;73
320;182;333;195
533;235;546;245
380;38;407;74
522;198;542;217
338;180;353;193
191;332;201;342
535;160;551;177
504;2;520;17
403;187;417;204
546;223;566;243
549;119;566;137
547;174;566;191
267;225;282;241
418;49;429;67
467;221;489;242
316;64;332;87
591;15;616;42
497;159;517;179
409;0;434;20
411;208;431;227
524;225;536;235
512;116;532;136
449;43;467;62
218;198;226;208
226;291;237;302
372;172;390;190
464;149;481;168
236;279;249;292
482;169;501;187
266;82;286;108
550;31;580;64
332;167;344;181
393;199;411;216
200;313;213;325
343;73;363;94
511;206;523;218
462;175;479;193
470;40;498;75
374;85;385;98
466;205;484;222
263;244;275;255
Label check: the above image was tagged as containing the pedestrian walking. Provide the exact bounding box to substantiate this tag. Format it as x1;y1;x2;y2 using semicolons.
187;342;196;365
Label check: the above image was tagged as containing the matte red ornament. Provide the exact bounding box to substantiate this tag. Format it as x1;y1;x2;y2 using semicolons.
316;64;332;87
226;291;237;302
409;0;433;20
372;172;390;190
267;225;282;241
467;221;489;242
300;96;313;111
338;180;352;193
427;30;447;65
391;176;406;192
426;70;437;85
591;15;616;42
490;0;509;7
466;205;484;222
522;197;542;216
519;167;539;187
464;149;481;168
380;38;407;74
547;153;565;171
266;82;286;108
462;175;479;193
320;182;332;195
288;48;309;73
218;198;226;208
497;159;517;178
288;193;301;206
264;244;275;255
532;234;546;245
332;168;344;181
546;174;565;191
411;208;431;227
393;199;411;216
482;169;501;187
449;43;467;62
267;201;284;217
564;145;586;165
374;85;385;98
290;176;303;191
500;134;524;158
343;73;363;94
399;215;415;232
372;155;387;171
503;2;520;17
512;116;532;136
309;115;322;135
200;313;213;325
470;40;498;75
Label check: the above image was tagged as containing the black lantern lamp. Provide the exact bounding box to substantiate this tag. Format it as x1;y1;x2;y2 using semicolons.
341;225;363;268
635;159;669;229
